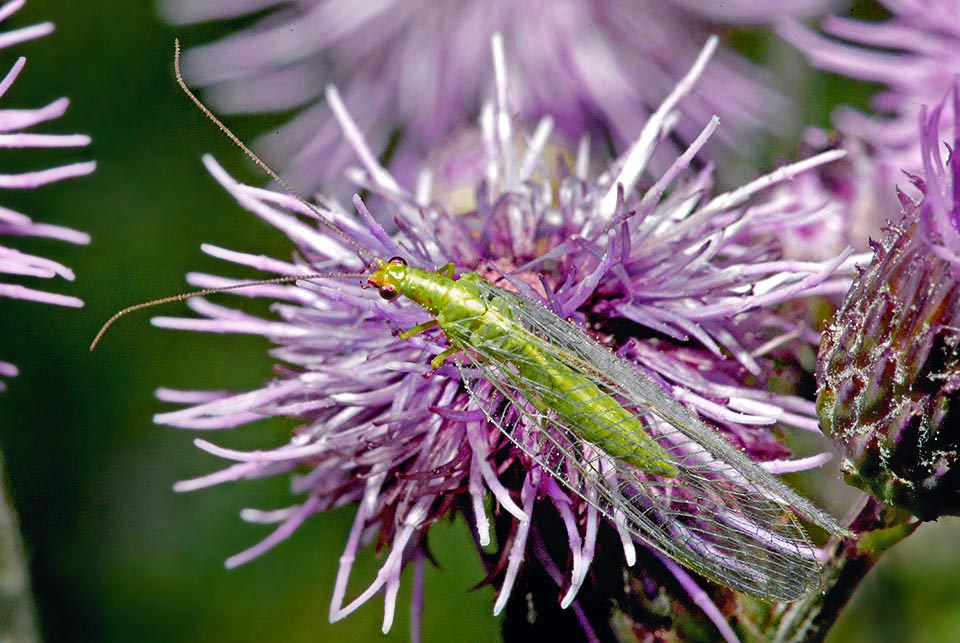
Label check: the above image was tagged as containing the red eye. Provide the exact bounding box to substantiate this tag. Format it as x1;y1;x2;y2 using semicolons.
378;284;399;301
388;256;407;266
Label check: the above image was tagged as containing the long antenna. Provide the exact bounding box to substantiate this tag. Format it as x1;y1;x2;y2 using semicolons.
90;271;363;351
173;39;375;262
92;45;383;352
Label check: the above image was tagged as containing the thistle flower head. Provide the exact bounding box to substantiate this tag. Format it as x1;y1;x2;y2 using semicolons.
0;0;95;389
155;37;851;638
817;83;960;521
158;0;831;194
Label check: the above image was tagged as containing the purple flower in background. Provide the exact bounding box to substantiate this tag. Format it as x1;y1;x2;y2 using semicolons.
0;0;95;389
159;0;833;193
155;37;853;641
779;1;960;242
671;0;836;22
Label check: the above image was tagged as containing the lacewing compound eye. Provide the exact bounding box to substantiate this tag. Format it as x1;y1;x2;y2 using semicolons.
379;284;400;300
388;257;407;266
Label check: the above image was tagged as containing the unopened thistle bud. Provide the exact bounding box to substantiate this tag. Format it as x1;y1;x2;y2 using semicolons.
817;87;960;521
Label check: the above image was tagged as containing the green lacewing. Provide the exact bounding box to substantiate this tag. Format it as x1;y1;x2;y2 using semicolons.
92;40;850;602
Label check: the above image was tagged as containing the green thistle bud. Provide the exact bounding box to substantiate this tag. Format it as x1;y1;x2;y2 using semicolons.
817;217;960;520
818;84;960;521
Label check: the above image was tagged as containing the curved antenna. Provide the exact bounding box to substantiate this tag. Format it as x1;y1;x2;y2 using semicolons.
90;271;363;351
173;39;376;262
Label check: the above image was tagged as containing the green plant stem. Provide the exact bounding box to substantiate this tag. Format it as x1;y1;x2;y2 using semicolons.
752;497;918;643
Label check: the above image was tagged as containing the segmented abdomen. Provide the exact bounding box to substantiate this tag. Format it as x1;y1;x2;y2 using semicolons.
437;276;676;477
501;334;676;477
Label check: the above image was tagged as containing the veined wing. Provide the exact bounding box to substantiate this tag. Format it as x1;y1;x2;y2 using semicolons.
453;279;844;601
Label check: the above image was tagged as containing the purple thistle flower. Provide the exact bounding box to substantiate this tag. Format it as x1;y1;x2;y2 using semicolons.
779;2;960;241
817;82;960;521
154;37;852;640
0;0;95;389
159;0;831;194
758;133;888;261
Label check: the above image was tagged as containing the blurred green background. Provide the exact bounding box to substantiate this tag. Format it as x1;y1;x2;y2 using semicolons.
1;2;958;642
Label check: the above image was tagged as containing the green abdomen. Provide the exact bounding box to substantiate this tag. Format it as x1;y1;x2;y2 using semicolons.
503;336;677;478
423;274;676;478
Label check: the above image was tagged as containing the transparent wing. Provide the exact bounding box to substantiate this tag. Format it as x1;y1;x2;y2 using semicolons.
451;278;842;601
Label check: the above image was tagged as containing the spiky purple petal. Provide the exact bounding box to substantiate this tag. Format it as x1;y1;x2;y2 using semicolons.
0;0;94;388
